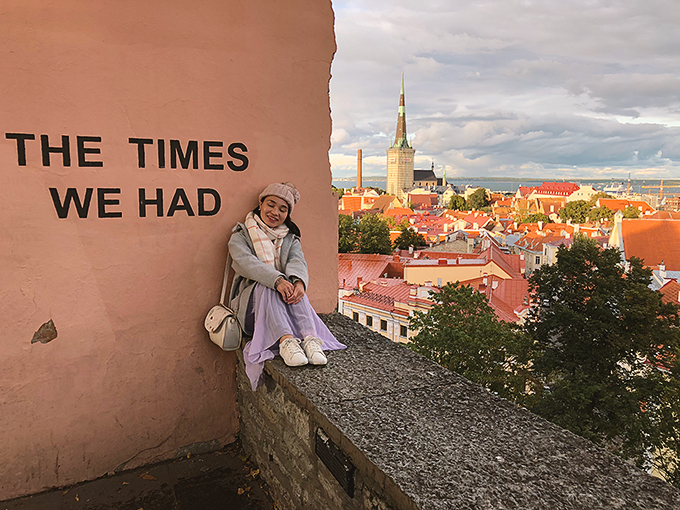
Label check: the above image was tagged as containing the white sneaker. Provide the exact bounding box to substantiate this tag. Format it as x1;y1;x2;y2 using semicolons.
279;337;308;367
301;336;327;365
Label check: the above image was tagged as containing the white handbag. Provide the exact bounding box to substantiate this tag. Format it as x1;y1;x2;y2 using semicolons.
204;253;243;351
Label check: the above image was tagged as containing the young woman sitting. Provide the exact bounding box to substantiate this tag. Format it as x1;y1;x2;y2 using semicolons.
228;182;346;390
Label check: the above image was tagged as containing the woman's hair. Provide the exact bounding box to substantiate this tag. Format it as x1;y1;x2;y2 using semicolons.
253;205;301;237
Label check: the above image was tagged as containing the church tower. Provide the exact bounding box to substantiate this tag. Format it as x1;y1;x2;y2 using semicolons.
386;75;415;200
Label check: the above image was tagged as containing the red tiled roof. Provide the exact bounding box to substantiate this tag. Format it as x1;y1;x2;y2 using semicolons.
362;279;414;302
342;293;410;316
517;186;537;199
621;219;680;270
338;253;401;288
534;182;580;196
481;242;525;277
659;280;680;306
456;276;529;322
409;194;438;207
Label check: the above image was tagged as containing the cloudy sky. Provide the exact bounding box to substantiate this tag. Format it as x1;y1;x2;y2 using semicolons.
329;0;680;180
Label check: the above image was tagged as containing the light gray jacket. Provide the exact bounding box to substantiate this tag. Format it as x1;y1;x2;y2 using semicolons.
228;222;309;328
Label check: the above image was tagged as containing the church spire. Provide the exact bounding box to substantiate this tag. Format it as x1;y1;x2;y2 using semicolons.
392;74;410;149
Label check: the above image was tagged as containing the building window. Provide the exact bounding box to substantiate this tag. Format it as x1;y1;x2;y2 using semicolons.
366;315;373;327
400;325;407;337
352;312;358;321
380;319;387;331
535;256;541;265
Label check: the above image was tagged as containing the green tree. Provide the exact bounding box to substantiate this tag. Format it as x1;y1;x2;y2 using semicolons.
588;191;613;207
409;283;534;403
332;185;345;199
338;214;358;253
358;213;393;255
520;213;550;224
587;206;614;222
525;236;680;485
393;226;427;250
623;205;641;218
448;195;466;211
466;188;489;210
558;200;590;223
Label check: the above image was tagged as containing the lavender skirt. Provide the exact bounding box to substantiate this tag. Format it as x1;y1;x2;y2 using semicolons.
242;284;346;390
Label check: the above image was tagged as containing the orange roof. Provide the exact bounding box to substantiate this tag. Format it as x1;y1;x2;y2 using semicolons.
648;211;680;220
599;199;655;213
621;219;680;270
659;280;680;306
463;212;492;228
340;196;362;212
629;201;655;213
489;279;530;323
385;207;415;217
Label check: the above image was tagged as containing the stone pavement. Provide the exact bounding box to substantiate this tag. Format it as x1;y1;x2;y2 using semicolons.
1;441;275;510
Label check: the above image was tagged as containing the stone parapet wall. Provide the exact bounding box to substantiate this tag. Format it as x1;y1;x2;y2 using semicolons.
238;314;680;510
237;351;408;509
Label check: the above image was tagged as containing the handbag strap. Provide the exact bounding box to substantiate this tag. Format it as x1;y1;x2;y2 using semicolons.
219;252;233;306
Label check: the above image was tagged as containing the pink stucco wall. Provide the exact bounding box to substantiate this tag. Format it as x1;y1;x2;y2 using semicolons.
0;0;337;499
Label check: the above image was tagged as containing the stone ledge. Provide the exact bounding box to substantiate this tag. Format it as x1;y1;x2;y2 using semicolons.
241;313;680;510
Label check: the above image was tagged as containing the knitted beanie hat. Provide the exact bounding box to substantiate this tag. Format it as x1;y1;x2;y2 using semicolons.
259;182;301;213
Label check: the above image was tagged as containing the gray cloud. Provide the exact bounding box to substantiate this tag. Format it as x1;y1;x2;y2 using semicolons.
330;0;680;179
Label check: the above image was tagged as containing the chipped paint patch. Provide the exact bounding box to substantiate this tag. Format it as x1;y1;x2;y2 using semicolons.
31;319;58;344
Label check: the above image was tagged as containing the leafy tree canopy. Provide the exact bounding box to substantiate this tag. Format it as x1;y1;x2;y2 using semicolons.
338;214;358;253
588;191;613;207
466;188;490;210
358;213;393;255
558;200;590;223
332;185;345;199
448;195;466;211
409;283;534;403
520;212;550;225
587;205;614;222
525;236;680;484
623;205;641;218
393;226;427;250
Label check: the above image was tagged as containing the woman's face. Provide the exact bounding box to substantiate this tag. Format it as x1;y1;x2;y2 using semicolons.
260;195;289;228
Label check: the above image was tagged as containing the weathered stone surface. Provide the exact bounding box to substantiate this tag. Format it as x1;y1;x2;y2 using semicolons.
257;313;680;510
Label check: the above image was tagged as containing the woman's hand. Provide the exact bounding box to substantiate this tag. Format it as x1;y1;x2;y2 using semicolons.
276;278;295;302
288;280;306;305
276;278;305;305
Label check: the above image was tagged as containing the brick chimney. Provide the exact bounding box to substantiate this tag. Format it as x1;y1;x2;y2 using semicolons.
357;149;362;189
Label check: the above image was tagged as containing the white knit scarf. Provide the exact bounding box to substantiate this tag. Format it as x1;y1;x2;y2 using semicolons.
245;211;289;271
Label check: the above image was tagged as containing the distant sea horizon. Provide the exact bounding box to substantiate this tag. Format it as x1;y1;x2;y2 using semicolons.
332;176;680;195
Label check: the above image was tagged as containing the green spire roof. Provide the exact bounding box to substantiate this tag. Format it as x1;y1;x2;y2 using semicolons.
392;73;411;149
